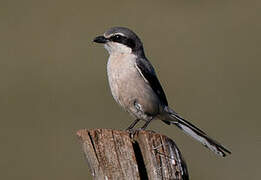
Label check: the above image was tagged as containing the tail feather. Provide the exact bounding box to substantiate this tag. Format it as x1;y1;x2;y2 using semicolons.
164;107;231;157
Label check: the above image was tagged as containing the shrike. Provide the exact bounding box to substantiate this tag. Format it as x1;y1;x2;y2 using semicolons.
93;27;231;157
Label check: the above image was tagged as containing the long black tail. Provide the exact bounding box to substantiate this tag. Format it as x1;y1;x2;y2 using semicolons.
163;107;231;157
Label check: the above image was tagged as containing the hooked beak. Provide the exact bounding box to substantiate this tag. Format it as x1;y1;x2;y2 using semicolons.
93;36;107;44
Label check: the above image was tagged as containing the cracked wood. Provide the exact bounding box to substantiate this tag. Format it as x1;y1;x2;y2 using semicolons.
77;129;189;180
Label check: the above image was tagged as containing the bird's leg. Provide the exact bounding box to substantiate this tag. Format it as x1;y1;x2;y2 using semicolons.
140;117;153;130
126;119;140;131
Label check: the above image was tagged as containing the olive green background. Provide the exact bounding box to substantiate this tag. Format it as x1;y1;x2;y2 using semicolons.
1;0;260;179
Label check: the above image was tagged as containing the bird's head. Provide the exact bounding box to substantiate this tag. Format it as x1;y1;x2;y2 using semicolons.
93;27;144;56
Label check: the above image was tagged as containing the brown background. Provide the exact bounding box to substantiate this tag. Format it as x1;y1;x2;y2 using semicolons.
1;0;260;179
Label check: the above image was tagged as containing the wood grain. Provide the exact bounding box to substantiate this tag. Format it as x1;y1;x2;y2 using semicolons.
77;129;189;180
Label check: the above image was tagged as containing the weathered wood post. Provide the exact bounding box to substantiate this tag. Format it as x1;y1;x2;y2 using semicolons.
77;129;189;180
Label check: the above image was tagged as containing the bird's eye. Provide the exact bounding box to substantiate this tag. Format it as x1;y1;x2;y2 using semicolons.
114;35;121;39
110;35;122;42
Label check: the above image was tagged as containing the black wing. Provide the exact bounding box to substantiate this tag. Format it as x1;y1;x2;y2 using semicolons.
136;58;168;106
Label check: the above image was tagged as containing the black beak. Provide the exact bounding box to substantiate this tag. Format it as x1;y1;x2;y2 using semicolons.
93;36;107;43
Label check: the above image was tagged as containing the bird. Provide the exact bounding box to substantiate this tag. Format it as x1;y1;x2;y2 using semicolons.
93;27;231;157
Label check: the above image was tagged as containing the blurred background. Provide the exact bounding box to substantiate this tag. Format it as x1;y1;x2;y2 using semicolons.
1;0;260;179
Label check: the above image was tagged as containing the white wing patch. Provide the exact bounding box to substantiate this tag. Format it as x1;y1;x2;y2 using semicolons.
135;63;149;83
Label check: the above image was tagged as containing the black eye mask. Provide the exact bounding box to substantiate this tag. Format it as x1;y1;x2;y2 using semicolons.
109;35;136;49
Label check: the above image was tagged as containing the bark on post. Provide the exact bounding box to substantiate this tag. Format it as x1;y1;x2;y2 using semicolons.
77;129;189;180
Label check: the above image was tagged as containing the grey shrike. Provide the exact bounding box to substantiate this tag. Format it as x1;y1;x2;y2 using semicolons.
93;27;231;157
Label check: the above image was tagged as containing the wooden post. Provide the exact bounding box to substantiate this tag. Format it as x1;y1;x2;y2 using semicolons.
77;129;189;180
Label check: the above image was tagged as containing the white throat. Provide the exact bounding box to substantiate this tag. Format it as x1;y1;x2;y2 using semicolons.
104;42;132;55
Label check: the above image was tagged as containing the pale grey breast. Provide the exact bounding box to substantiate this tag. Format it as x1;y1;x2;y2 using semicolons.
107;53;160;116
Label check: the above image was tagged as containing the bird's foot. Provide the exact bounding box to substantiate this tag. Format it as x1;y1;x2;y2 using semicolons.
126;128;142;139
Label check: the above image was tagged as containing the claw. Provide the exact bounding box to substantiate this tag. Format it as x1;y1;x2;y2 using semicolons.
126;128;139;139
